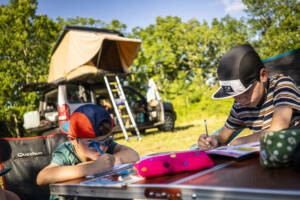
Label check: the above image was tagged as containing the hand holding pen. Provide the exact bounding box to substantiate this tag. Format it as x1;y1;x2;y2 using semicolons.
198;120;218;150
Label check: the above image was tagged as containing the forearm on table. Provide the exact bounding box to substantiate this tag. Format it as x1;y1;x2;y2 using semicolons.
216;127;237;146
36;162;97;185
242;132;262;143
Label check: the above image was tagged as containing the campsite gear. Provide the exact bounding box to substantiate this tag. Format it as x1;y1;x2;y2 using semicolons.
104;75;141;140
263;48;300;85
48;26;142;140
134;151;214;178
48;26;141;84
0;133;68;200
260;129;300;168
137;113;145;123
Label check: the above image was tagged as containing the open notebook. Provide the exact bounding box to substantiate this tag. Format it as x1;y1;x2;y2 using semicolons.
205;142;260;158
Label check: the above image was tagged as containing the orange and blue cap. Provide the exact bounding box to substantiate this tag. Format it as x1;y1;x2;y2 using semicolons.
60;104;114;138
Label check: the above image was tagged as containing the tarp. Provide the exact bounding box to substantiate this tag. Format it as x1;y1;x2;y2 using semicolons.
263;48;300;84
48;27;141;84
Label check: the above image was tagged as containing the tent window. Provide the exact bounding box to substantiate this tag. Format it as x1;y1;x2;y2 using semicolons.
96;40;124;72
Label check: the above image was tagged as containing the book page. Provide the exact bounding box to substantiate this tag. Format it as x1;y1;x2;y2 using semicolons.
81;164;142;186
206;142;260;158
86;163;135;178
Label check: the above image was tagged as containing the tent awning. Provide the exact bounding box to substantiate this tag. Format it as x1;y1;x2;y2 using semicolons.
48;26;141;84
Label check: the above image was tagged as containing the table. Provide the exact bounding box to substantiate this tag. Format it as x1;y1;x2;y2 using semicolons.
50;156;300;200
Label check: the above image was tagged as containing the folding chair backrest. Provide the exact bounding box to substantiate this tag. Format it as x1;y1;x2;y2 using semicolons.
0;133;68;200
263;48;300;85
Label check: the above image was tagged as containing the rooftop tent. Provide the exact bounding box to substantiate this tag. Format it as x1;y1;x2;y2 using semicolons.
48;26;142;84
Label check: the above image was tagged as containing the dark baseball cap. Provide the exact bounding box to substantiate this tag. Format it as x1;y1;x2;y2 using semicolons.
212;44;264;99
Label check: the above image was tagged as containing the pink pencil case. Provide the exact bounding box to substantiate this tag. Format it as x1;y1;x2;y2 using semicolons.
135;151;214;178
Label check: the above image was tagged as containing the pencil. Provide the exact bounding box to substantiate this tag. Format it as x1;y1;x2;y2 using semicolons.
204;119;208;137
92;140;104;155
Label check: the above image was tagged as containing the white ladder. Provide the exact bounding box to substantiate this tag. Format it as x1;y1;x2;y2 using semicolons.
104;75;141;140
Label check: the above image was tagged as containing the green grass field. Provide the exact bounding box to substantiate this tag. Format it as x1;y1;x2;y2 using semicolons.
115;115;251;156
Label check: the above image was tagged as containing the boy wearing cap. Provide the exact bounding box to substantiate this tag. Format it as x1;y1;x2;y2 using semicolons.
198;44;300;150
36;104;139;189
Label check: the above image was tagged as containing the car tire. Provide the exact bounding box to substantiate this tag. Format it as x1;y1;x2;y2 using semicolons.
158;112;175;132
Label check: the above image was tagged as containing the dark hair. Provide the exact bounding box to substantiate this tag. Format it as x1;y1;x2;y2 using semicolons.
98;120;112;136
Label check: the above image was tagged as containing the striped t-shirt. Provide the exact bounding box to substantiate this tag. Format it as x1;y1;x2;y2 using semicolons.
225;75;300;132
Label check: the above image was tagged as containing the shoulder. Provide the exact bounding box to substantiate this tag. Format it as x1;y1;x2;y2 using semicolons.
53;141;73;153
270;75;297;89
51;141;79;166
269;75;299;97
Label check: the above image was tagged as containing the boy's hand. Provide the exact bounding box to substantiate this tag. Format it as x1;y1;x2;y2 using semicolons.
198;134;219;150
93;154;115;172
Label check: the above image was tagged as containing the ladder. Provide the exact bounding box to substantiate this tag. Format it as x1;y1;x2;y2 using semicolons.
104;75;141;141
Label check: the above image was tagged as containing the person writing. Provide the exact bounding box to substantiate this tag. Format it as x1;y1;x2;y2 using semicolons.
198;44;300;150
36;104;139;199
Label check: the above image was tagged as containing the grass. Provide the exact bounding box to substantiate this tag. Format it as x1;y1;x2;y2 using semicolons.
115;115;251;157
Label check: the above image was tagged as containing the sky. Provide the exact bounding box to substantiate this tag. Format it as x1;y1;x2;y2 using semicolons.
1;0;247;31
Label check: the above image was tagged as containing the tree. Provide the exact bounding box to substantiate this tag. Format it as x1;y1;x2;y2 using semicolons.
242;0;300;58
0;0;60;137
128;15;249;103
0;0;129;137
56;17;127;34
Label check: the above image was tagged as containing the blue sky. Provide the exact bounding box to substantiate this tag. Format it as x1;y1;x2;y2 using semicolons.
1;0;247;30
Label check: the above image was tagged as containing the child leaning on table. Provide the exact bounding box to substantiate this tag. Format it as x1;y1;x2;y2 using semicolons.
36;104;139;199
198;44;300;151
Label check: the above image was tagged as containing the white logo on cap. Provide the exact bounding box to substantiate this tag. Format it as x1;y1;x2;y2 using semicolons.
220;79;247;95
222;86;234;93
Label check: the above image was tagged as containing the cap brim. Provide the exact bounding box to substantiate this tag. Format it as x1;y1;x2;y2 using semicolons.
212;83;253;100
212;87;234;99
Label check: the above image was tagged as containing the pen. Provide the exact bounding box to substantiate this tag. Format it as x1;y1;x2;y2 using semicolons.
204;119;208;137
92;140;104;155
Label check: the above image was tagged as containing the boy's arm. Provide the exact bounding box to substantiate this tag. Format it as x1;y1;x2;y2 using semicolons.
230;106;293;146
112;144;139;165
267;106;293;131
36;154;115;186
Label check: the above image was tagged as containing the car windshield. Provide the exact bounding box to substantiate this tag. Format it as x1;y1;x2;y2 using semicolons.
67;84;91;103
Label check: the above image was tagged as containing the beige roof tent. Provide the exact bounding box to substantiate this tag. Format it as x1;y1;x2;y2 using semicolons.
48;26;142;84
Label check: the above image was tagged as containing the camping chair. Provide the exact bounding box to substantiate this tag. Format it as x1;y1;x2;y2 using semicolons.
0;133;68;200
206;48;300;145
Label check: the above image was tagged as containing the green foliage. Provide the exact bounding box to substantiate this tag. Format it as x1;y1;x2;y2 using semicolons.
242;0;300;58
0;0;299;137
163;74;233;124
128;15;249;91
55;17;127;34
0;0;128;137
0;0;60;137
